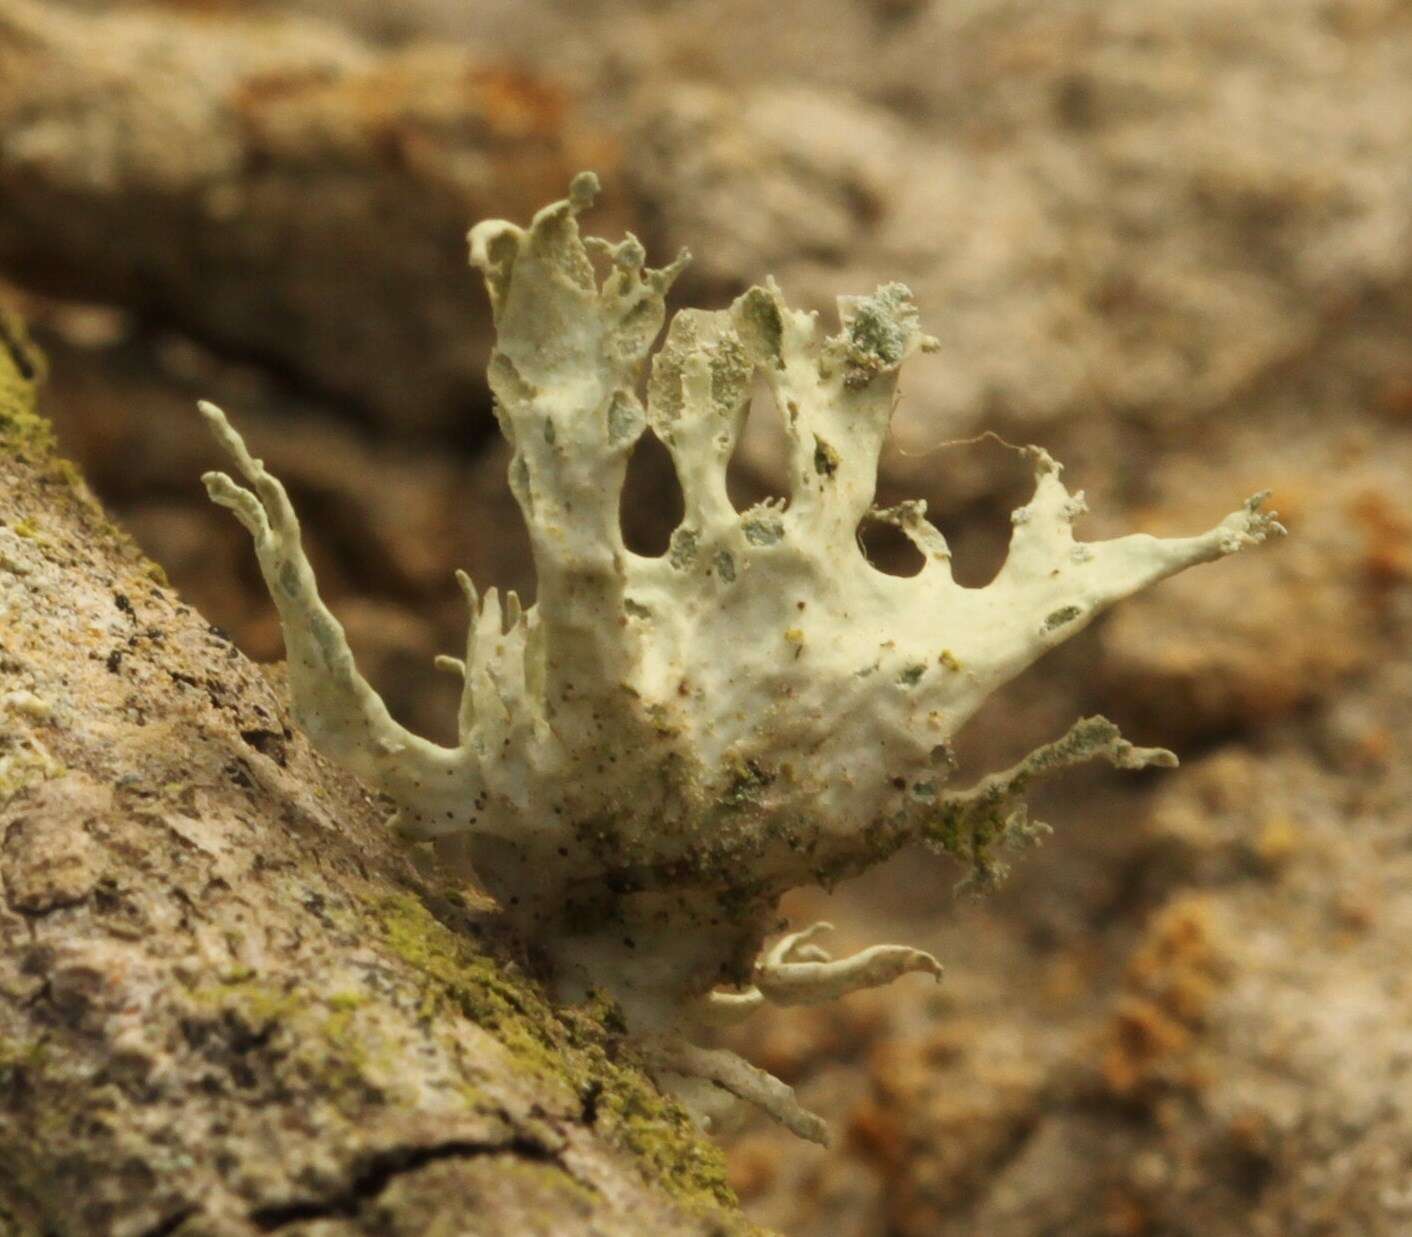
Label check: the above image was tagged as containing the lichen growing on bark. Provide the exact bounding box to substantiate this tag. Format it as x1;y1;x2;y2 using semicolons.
201;173;1281;1142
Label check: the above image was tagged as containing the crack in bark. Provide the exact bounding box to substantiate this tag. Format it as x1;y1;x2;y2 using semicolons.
247;1137;568;1230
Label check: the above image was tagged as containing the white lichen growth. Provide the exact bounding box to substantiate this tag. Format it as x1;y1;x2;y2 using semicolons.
199;172;1282;1143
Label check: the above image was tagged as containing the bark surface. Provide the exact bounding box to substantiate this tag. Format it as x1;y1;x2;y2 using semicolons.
0;314;754;1236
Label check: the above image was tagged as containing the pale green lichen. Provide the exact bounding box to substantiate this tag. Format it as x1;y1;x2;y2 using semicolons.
199;174;1282;1143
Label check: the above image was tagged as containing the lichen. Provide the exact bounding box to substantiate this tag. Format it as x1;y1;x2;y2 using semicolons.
199;173;1282;1143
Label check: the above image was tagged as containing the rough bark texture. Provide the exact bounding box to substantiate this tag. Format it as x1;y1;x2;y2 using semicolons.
0;316;756;1236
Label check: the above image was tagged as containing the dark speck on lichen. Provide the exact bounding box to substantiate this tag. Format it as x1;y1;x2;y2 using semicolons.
1043;604;1083;631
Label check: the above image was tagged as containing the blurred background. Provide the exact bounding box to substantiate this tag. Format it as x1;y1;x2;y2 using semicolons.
3;1;1411;1232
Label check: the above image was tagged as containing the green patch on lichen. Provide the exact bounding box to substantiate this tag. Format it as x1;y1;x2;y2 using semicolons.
668;526;699;570
840;283;917;389
708;332;751;411
721;758;773;811
735;286;784;367
742;513;784;546
367;892;740;1215
1043;604;1082;632
607;390;644;445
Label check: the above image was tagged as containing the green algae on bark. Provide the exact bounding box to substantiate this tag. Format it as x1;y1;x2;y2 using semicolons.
0;303;49;456
369;890;742;1216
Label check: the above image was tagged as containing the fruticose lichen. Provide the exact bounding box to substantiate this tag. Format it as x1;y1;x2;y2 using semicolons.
200;172;1282;1144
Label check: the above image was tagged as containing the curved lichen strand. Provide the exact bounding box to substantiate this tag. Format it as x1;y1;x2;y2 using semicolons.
922;715;1177;891
687;922;943;1032
752;921;942;1005
641;1036;829;1147
198;403;473;816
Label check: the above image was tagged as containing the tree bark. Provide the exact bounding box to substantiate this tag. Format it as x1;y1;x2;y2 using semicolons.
0;310;757;1235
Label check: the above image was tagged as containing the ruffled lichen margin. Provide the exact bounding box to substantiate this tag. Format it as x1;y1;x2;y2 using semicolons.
202;173;1282;1142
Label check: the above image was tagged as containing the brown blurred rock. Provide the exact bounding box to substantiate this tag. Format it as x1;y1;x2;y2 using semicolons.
619;0;1412;518
1098;443;1410;743
846;1020;1048;1235
626;84;902;293
0;0;621;432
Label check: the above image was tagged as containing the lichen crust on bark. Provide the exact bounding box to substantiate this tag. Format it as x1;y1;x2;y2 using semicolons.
201;172;1282;1142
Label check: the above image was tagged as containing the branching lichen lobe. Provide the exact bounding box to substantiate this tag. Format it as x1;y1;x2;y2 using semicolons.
201;173;1282;1142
